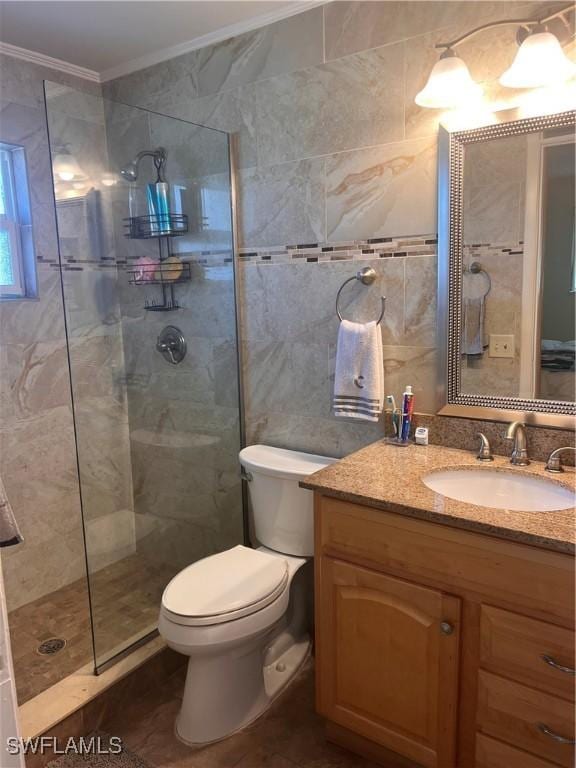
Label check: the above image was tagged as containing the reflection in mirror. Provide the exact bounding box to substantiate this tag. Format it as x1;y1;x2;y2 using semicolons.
460;126;575;403
538;138;575;401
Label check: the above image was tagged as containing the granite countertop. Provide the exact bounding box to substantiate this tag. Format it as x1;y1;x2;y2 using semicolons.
301;441;576;555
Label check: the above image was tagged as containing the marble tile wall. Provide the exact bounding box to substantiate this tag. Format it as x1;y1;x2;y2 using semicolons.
117;260;244;573
104;1;575;457
44;83;137;574
104;106;244;573
0;57;102;610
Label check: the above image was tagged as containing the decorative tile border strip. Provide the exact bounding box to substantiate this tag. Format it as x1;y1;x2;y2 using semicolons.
463;241;524;258
42;235;441;272
46;249;235;272
238;235;438;264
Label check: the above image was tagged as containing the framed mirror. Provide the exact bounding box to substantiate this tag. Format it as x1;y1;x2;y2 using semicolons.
437;109;576;428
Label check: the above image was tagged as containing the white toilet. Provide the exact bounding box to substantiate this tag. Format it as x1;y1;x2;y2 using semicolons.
158;444;335;746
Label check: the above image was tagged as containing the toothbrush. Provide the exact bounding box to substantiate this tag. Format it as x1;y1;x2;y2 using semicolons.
386;395;399;437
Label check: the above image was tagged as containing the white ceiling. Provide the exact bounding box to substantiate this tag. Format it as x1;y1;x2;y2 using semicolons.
0;1;316;79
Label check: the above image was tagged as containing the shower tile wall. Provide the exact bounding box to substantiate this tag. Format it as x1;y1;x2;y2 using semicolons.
104;0;574;457
44;83;136;573
0;56;101;610
103;103;243;574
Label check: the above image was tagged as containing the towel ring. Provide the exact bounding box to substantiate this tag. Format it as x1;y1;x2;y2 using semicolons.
463;261;491;298
336;267;386;324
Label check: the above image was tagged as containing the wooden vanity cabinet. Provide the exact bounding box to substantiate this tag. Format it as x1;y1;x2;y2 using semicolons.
317;557;461;767
314;495;575;768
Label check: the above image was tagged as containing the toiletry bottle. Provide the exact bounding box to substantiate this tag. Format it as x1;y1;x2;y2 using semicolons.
400;385;414;442
154;181;171;233
128;183;145;237
146;184;159;235
147;154;171;235
147;182;171;235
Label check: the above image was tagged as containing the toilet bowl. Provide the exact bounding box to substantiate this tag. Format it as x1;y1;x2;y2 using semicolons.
159;445;335;745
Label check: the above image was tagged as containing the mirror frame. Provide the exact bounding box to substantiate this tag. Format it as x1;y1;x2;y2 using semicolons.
437;108;576;429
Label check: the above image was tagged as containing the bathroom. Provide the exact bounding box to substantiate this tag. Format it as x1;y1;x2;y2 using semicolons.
0;0;574;766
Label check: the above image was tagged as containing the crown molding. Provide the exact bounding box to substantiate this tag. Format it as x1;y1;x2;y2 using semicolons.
0;41;100;82
98;0;330;82
0;0;330;86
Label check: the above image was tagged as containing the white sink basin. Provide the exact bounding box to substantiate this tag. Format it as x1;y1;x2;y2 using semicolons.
423;469;575;512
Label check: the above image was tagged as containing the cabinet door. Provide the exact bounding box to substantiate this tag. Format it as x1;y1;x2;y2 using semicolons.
316;557;461;768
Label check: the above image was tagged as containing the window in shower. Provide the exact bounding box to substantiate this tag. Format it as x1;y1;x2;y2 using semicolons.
0;142;37;300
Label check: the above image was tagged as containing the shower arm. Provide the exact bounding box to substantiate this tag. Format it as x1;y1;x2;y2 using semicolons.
122;148;167;183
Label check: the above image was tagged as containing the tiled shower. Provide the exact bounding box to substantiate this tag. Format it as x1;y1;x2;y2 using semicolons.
1;75;243;703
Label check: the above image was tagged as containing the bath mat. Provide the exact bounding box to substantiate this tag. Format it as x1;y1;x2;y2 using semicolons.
45;733;150;768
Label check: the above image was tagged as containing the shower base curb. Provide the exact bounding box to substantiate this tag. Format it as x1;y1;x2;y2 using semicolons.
19;636;168;739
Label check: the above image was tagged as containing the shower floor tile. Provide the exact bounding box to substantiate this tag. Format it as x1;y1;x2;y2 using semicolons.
8;554;177;705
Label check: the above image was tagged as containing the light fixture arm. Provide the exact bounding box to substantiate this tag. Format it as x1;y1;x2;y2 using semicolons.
435;3;574;51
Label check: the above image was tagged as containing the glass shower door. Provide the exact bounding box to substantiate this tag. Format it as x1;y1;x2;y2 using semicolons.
45;82;244;670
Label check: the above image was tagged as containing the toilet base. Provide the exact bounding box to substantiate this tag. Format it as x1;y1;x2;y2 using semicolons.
175;634;311;747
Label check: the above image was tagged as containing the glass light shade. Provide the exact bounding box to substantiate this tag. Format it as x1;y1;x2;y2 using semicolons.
500;30;576;88
52;152;83;181
415;54;483;108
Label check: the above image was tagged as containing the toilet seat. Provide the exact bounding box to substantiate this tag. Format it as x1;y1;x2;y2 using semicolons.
161;545;289;627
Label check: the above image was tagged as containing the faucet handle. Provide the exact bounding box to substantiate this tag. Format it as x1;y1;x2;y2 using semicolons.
476;433;493;462
546;446;576;473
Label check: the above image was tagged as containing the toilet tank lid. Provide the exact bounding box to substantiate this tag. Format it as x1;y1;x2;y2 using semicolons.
239;445;336;479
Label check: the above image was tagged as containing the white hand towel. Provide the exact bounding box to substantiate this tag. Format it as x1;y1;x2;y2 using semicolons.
0;476;22;548
461;295;486;356
333;319;384;422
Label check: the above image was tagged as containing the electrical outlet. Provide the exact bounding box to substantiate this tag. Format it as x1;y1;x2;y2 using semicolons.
489;334;515;358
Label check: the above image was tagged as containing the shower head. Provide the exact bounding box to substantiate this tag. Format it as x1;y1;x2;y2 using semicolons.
120;160;138;182
119;148;167;182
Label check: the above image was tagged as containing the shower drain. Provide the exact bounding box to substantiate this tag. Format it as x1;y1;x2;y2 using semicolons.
37;638;66;656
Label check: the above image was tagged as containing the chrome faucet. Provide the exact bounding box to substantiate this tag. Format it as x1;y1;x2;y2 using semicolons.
545;446;576;473
505;422;530;466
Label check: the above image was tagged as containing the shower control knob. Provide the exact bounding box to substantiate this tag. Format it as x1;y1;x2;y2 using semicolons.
156;326;186;365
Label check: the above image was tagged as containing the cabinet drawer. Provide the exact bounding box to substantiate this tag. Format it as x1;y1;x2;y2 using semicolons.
318;497;575;622
477;670;575;767
476;733;559;768
480;605;575;700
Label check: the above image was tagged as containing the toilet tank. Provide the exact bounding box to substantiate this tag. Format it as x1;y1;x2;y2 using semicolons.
239;445;336;557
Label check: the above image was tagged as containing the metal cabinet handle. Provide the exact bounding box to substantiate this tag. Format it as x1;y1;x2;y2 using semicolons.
440;621;454;635
537;723;576;745
541;654;576;675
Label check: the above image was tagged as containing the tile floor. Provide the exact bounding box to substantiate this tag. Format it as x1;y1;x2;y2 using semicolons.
100;660;381;768
8;554;177;704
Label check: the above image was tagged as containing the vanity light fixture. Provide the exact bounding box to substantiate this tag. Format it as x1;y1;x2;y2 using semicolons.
415;49;483;108
416;3;575;109
500;24;576;88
